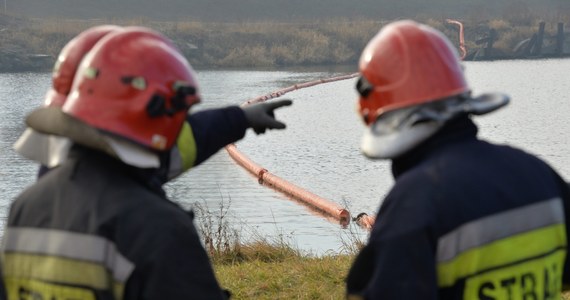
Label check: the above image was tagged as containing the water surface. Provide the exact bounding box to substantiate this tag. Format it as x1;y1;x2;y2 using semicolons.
1;59;570;254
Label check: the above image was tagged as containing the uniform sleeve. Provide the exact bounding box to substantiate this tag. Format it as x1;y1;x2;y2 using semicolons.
188;106;249;166
0;262;6;300
556;174;570;289
347;176;439;300
544;167;570;289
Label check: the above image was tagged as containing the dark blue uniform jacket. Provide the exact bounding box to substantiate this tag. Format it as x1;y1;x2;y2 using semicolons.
347;116;570;300
2;106;248;300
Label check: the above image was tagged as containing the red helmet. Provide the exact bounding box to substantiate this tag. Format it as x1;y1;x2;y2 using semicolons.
63;27;201;151
45;25;122;107
356;20;469;125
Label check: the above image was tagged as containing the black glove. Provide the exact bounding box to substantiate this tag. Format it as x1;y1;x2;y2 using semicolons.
242;99;292;134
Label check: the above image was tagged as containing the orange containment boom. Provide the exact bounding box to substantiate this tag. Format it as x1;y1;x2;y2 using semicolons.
354;213;376;230
226;144;350;226
242;73;360;106
224;72;378;229
226;73;375;230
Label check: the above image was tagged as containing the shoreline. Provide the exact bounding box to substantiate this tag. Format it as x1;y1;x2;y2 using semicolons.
0;62;359;74
2;16;570;72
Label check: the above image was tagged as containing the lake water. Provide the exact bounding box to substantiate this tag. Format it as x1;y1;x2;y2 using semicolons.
1;59;570;255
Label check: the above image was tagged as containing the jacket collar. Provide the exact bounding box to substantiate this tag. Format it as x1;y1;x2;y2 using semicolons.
391;115;479;179
68;145;167;197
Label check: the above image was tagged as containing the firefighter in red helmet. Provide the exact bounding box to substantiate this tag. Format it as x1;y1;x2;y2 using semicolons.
13;25;284;181
346;20;570;299
13;25;122;172
3;26;290;300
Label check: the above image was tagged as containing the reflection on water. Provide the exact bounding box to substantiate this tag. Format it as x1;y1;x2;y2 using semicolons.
1;60;570;254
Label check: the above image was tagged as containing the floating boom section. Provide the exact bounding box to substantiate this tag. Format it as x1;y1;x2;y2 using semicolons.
226;144;350;225
241;73;360;106
225;73;369;227
446;19;467;60
354;213;376;230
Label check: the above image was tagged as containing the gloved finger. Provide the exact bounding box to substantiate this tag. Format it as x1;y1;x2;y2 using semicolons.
261;115;286;130
266;99;293;111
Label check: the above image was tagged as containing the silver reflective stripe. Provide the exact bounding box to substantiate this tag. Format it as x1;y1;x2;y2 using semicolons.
437;198;565;263
2;227;134;282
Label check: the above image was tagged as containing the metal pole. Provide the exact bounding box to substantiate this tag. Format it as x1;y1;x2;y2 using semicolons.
4;0;6;14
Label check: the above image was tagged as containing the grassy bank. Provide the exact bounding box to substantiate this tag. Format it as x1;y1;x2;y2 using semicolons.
211;239;570;299
213;242;353;299
192;199;359;299
1;13;568;72
194;200;570;298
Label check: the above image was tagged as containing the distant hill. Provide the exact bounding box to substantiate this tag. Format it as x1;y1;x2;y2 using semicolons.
5;0;570;22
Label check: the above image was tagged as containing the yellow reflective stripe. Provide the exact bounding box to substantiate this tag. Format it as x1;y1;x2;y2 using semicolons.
4;277;96;300
177;122;197;171
438;224;567;287
347;294;365;300
2;227;134;282
463;250;565;299
114;282;126;300
3;253;111;290
438;198;564;263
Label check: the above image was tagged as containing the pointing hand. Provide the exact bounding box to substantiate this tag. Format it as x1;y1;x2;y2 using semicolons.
242;99;293;134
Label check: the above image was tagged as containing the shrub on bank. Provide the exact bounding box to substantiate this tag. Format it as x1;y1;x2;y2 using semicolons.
1;15;566;71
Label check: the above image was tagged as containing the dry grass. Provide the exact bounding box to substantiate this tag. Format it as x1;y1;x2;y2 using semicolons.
192;197;357;299
215;253;353;300
1;14;567;70
193;198;570;299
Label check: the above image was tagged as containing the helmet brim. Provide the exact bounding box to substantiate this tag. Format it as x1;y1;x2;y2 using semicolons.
26;107;159;168
27;106;116;155
360;92;509;160
466;93;510;115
